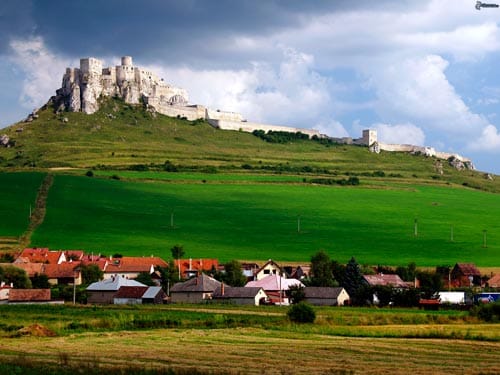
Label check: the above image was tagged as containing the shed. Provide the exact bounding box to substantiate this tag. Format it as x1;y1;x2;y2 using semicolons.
213;286;268;305
142;286;166;304
8;289;51;303
113;286;149;305
170;274;223;303
86;275;146;304
303;287;350;306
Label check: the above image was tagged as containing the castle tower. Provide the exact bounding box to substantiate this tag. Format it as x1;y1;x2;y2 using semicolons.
121;56;133;66
363;129;377;146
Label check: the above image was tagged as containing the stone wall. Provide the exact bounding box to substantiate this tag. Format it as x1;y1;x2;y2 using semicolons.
208;119;323;138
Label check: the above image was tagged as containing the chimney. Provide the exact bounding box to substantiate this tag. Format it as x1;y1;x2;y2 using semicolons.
189;258;192;270
1;281;4;288
200;259;203;268
221;283;225;296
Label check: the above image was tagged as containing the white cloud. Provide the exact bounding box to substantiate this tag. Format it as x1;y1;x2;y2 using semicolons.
150;47;333;128
8;37;72;110
468;124;500;151
373;123;426;145
315;120;349;138
368;55;489;141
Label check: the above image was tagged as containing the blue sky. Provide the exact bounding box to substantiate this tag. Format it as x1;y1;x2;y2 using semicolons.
1;0;500;173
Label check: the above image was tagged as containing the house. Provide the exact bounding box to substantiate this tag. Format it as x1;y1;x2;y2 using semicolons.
254;259;283;281
241;262;260;281
0;282;13;303
213;286;268;306
142;286;167;304
8;289;51;304
363;273;409;289
245;274;305;305
113;286;149;305
487;274;500;288
290;265;310;281
18;248;66;264
303;287;350;306
86;275;147;304
451;263;481;287
0;262;44;279
174;258;219;279
103;256;168;280
170;274;223;303
65;250;85;261
113;286;166;305
43;262;82;285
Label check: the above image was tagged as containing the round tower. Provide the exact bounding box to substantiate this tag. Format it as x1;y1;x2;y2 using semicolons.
121;56;133;66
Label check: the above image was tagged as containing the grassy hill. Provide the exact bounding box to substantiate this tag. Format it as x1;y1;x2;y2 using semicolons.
1;97;500;266
1;97;498;192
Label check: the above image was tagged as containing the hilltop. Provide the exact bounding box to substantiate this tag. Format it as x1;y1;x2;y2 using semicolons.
0;96;498;193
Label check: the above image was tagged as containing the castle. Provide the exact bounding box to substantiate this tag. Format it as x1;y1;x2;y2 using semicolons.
52;56;473;169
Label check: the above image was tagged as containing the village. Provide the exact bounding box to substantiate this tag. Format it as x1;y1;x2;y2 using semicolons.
0;247;499;308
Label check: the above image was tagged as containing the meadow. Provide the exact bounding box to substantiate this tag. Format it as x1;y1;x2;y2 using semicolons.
0;304;498;374
0;172;44;238
28;173;500;266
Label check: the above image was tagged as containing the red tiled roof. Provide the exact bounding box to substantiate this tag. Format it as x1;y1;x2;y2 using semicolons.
65;250;84;260
454;263;481;276
81;257;108;271
105;257;168;273
8;289;51;302
114;286;149;299
487;274;500;288
19;248;64;264
2;262;44;278
175;259;219;276
43;262;81;279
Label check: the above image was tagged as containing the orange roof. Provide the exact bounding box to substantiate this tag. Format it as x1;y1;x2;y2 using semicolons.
3;262;45;278
105;256;168;274
81;258;108;271
175;258;219;276
488;274;500;288
65;250;84;260
43;262;81;279
9;289;51;302
19;248;65;264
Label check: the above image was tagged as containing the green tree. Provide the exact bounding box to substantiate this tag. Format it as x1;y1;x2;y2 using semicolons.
288;284;306;304
134;271;156;286
156;260;180;293
343;257;366;305
287;302;316;323
170;244;185;260
222;260;246;287
0;265;31;289
32;273;50;289
310;250;336;287
80;264;104;285
417;270;443;299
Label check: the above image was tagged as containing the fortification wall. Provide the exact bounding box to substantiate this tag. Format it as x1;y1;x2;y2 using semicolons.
208;119;322;138
80;58;102;75
206;108;243;122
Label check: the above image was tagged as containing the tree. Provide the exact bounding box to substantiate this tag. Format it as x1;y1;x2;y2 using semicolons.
287;302;316;323
171;244;185;280
32;273;50;289
0;265;31;288
222;260;247;287
343;257;366;305
288;284;306;304
135;272;156;286
80;264;103;285
396;262;417;282
156;260;180;293
417;270;443;299
310;250;336;287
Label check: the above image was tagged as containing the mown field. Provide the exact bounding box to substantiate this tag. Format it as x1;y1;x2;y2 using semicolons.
26;173;500;266
0;304;498;374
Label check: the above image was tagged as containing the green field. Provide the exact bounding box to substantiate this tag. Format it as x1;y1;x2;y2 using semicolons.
29;173;500;266
0;172;44;237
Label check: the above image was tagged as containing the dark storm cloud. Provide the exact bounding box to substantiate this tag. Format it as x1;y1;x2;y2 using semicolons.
0;0;35;54
2;0;420;66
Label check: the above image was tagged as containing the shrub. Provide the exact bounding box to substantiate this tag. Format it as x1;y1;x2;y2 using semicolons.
85;170;94;177
287;302;316;323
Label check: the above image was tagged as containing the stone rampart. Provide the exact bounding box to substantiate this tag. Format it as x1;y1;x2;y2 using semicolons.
208;119;322;138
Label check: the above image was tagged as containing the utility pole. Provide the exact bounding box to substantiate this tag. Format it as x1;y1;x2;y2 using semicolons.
414;218;418;237
450;226;454;242
483;230;488;248
297;215;301;233
170;211;174;228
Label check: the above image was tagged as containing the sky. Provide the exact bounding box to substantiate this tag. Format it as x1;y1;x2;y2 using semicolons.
1;0;500;173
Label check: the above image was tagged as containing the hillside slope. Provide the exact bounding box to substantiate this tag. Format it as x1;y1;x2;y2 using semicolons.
1;97;498;192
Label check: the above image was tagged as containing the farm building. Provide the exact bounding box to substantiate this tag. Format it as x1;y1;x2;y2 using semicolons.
170;274;224;303
303;287;350;306
8;289;52;304
213;286;268;305
113;286;166;305
245;274;304;305
451;263;481;287
86;275;146;304
363;273;409;289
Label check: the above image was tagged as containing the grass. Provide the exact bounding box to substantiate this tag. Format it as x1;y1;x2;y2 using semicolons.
29;174;500;266
0;172;44;237
0;304;499;374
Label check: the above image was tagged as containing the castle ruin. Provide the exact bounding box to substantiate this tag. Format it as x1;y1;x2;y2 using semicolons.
52;56;473;169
